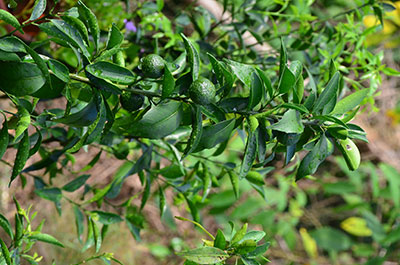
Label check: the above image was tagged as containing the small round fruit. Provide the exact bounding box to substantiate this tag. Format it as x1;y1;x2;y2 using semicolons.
120;91;145;112
141;54;165;78
188;77;216;105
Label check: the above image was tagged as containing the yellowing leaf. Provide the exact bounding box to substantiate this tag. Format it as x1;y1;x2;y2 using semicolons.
340;217;372;237
299;228;317;259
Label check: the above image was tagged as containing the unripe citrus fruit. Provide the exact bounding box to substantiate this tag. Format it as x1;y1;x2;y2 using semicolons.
120;91;144;112
141;54;165;78
189;77;216;105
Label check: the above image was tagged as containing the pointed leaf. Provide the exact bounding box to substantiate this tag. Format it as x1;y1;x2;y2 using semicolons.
313;72;340;114
0;9;23;33
181;33;200;80
86;61;135;85
10;131;30;186
331;88;369;115
62;174;91;192
28;233;64;247
270;109;304;134
162;64;175;98
30;0;47;21
177;247;229;264
78;0;100;52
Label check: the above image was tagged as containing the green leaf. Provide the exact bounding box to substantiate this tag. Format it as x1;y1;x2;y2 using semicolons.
248;72;262;110
270;109;304;134
28;233;64;248
140;175;151;210
296;134;334;180
228;171;240;199
86;61;135;85
331;88;369;115
62;174;91;192
214;229;226;250
159;187;166;218
242;231;265;242
0;36;26;53
182;105;203;159
51;19;90;58
0;117;9;161
78;0;100;53
0;50;20;61
241;257;261;265
29;128;42;156
246;242;270;258
30;0;47;21
278;65;296;94
313;72;340;114
235;239;257;254
195;119;236;151
10;131;30;186
61;15;90;44
0;9;23;33
0;213;13;239
91;211;123;225
0;238;11;265
225;59;254;88
15;106;30;141
239;130;258;179
52;97;99;127
310;227;352;251
162;64;175;98
47;59;70;83
181;33;200;80
255;67;273;99
231;223;248;245
0;62;46;96
85;184;113;204
280;103;309;113
73;205;84;243
279;38;287;78
177;246;229;264
35;188;62;202
117;101;183;139
107;24;124;49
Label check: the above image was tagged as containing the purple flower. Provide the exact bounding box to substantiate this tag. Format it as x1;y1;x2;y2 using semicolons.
124;19;137;33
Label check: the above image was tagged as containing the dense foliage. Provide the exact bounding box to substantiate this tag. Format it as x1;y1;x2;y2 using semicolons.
0;0;399;264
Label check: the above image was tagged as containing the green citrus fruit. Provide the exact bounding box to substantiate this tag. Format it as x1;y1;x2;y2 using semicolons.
188;77;216;105
120;91;145;112
141;54;165;78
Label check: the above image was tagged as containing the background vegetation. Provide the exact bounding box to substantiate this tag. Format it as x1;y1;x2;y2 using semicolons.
1;0;400;264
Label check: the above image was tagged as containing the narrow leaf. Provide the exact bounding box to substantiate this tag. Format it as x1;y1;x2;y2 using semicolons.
30;0;47;21
181;33;200;80
28;233;64;247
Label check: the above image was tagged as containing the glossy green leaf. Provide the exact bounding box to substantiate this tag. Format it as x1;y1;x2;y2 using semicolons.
296;134;334;180
0;50;20;61
239;131;258;179
336;138;361;171
278;65;295;94
177;246;229;264
117;101;183;139
0;9;23;33
279;38;287;78
0;62;46;96
48;59;70;83
194;119;236;151
241;257;261;265
107;24;124;49
313;72;340;114
248;72;262;110
183;105;203;158
270;109;304;134
52;97;99;127
29;128;42;157
0;117;9;161
30;0;46;21
331;88;369;115
86;61;135;85
162;64;175;98
78;0;100;52
0;213;13;239
10;131;30;186
0;238;11;265
214;229;226;250
61;15;89;44
225;59;254;88
159;187;166;218
181;33;200;80
51;19;90;58
140;175;151;209
0;36;26;53
255;67;273;98
15;106;30;141
28;233;64;248
62;174;91;192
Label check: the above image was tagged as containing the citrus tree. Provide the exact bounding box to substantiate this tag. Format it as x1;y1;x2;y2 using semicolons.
0;0;398;264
